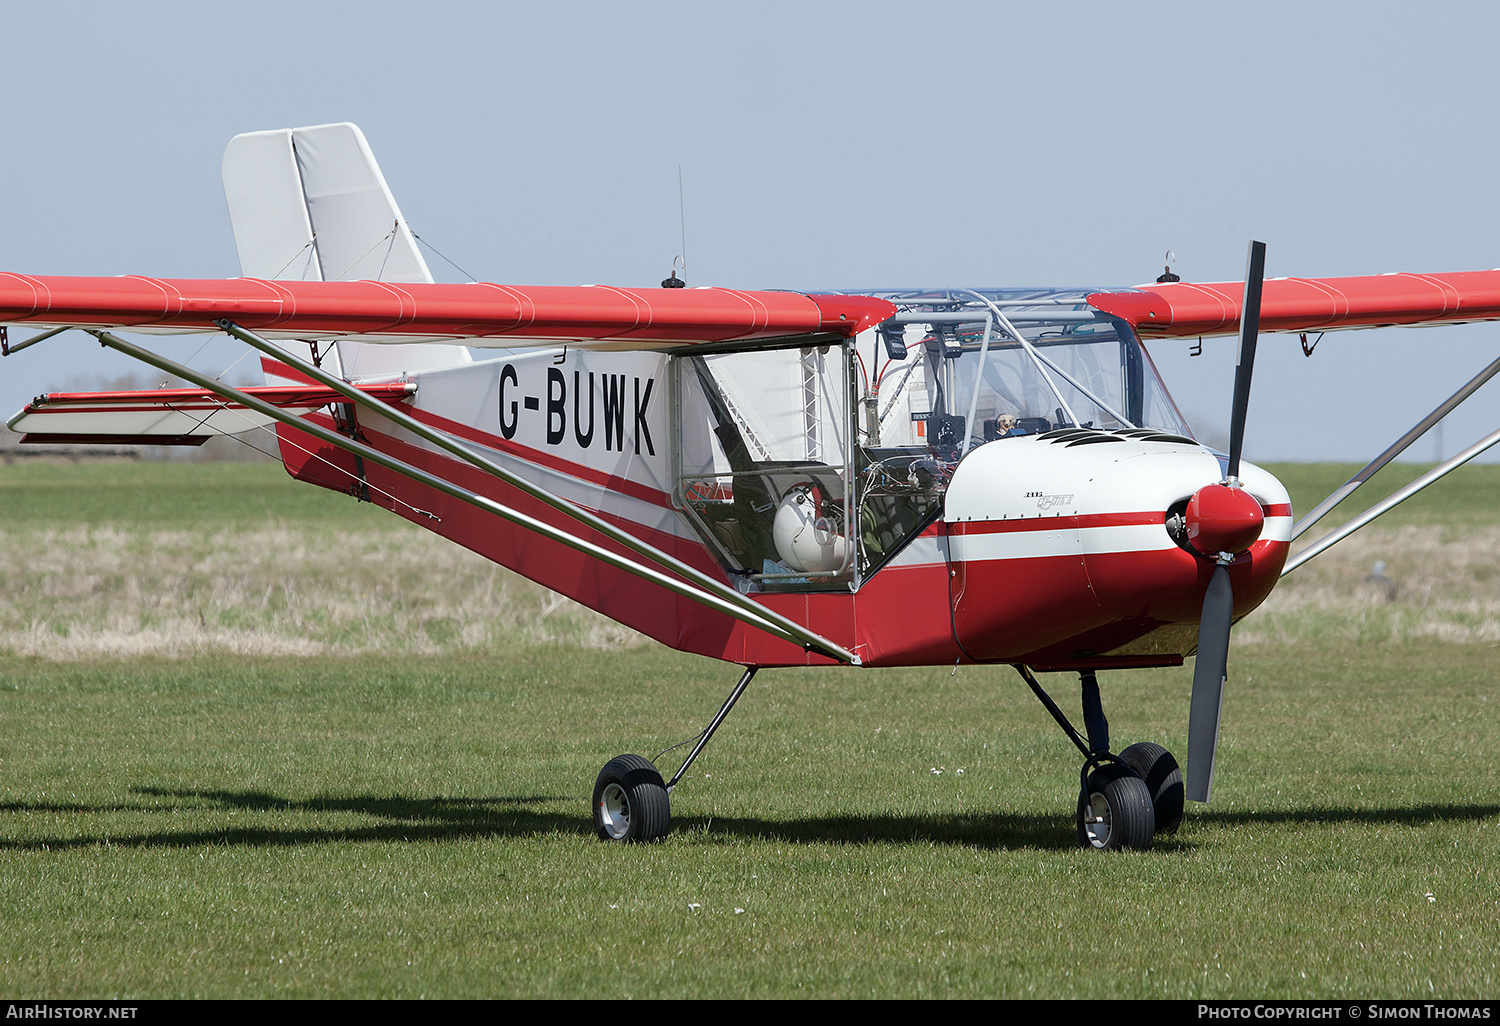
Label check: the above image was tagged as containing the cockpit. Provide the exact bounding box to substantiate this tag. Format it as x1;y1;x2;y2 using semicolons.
673;287;1194;591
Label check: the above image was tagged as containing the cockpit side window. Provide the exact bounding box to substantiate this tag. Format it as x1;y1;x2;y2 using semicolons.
675;346;856;592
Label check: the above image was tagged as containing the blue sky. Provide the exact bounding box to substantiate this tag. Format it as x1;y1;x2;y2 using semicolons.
4;1;1499;463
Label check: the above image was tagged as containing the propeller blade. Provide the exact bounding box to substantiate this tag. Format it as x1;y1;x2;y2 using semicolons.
1187;239;1263;803
1226;240;1266;483
1187;563;1233;802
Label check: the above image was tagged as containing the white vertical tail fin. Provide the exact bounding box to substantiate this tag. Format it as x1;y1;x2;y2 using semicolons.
221;122;472;380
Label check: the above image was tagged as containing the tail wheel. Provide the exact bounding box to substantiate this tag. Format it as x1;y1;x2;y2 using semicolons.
593;754;671;843
1077;764;1155;851
1119;741;1185;834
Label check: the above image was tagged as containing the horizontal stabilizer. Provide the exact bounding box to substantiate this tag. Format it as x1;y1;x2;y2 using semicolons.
8;382;414;445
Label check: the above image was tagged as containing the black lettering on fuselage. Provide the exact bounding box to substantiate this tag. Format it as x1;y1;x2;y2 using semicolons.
574;370;595;447
498;363;519;439
603;374;626;452
634;377;655;456
499;364;654;454
546;367;566;445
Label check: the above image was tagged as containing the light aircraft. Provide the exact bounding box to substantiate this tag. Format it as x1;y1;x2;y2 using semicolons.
5;124;1499;850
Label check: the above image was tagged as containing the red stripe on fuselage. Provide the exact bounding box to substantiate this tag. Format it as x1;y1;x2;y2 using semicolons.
948;510;1163;535
398;405;675;510
343;415;709;572
949;501;1292;537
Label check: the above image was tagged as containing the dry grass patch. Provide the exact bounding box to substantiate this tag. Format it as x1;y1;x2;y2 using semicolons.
1245;524;1500;645
0;524;644;659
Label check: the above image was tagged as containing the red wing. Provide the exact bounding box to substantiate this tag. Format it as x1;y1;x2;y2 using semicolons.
0;274;895;348
1087;269;1500;338
8;382;414;445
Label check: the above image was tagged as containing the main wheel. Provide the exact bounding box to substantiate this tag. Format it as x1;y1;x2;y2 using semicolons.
593;754;671;843
1077;763;1155;851
1119;741;1185;834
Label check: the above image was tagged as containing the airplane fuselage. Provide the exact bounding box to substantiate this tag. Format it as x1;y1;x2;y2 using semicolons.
268;336;1290;673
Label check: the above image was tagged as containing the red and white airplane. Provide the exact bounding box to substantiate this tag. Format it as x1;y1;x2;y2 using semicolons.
5;124;1499;850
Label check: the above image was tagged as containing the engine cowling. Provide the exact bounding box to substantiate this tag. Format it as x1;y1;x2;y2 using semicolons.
941;432;1291;665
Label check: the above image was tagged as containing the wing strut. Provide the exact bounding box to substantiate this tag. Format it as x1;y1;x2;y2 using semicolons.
1281;424;1500;577
82;328;858;665
0;324;71;356
1289;351;1500;543
211;319;858;665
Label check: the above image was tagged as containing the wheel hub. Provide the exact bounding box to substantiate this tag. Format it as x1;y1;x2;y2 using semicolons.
599;782;631;839
1083;792;1112;848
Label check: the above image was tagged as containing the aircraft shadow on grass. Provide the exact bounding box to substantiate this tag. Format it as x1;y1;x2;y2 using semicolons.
670;801;1500;850
0;787;1493;853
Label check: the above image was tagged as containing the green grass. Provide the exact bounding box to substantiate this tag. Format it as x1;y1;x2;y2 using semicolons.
0;646;1494;998
0;462;637;658
0;462;1496;997
0;461;389;530
1273;459;1500;532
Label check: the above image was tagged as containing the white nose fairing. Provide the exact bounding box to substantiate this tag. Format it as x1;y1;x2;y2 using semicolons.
943;431;1291;666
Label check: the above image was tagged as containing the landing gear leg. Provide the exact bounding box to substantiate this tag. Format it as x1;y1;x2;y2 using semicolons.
592;665;758;843
1080;669;1109;756
1013;664;1156;851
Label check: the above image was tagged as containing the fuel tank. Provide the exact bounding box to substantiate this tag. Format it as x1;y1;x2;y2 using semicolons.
943;430;1291;668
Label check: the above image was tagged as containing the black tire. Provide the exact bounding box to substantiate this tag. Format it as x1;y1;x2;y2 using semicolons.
1076;763;1155;851
592;754;671;843
1119;741;1185;834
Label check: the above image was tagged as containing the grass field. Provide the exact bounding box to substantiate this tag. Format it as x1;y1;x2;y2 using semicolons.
0;460;1496;998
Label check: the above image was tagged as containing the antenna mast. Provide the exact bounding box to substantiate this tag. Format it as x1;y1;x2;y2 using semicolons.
662;166;689;288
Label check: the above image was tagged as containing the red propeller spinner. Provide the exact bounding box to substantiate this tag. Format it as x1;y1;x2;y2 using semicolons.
1185;482;1264;557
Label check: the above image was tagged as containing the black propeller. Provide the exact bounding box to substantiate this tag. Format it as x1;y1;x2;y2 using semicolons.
1185;240;1266;803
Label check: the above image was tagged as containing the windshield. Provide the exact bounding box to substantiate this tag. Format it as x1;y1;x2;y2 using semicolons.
856;288;1192;453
